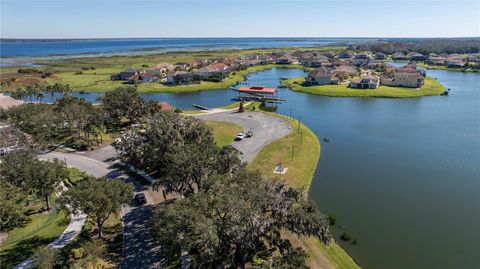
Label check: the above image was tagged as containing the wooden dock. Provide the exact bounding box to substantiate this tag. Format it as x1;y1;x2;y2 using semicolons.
232;96;286;103
192;104;210;110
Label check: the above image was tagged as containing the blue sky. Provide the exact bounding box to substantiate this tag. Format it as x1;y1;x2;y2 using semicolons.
1;0;479;38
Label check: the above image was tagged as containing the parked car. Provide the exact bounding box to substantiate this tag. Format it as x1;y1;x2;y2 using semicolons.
135;193;147;205
246;131;253;138
235;132;246;141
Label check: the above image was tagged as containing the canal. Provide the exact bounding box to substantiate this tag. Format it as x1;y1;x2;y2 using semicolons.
26;67;480;268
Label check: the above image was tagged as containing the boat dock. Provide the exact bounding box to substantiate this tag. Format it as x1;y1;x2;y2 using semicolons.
192;104;210;110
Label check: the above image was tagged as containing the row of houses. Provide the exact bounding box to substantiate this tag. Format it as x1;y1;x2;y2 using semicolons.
305;62;425;89
110;48;468;88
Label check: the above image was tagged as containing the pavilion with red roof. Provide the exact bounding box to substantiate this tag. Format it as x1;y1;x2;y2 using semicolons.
238;86;277;95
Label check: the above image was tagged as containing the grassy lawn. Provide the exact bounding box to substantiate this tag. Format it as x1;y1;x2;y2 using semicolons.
284;76;445;98
59;212;123;268
249;112;320;189
205;120;243;147
241;104;361;269
63;167;89;188
0;201;70;269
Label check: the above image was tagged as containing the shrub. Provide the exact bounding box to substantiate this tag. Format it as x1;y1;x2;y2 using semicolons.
174;108;182;113
72;247;85;259
340;232;352;241
328;214;337;225
41;72;52;78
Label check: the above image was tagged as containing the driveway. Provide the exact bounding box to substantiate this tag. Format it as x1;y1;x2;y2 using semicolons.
194;111;292;163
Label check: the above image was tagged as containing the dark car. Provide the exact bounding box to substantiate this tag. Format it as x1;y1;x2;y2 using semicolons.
135;193;147;205
246;131;253;138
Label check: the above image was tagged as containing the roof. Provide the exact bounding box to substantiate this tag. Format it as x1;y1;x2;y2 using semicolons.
159;102;175;111
308;67;332;78
334;65;357;73
0;94;24;109
238;86;277;94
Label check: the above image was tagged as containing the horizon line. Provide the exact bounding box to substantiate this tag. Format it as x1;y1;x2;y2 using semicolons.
2;36;480;40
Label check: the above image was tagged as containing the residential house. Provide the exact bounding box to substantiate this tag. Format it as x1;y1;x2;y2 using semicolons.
467;53;480;62
166;71;197;84
338;51;355;58
426;56;446;65
174;62;191;71
446;56;466;68
355;51;372;60
193;63;232;79
381;64;424;88
351;58;374;67
349;75;380;89
334;65;358;79
258;55;274;65
302;56;330;67
407;52;426;61
154;63;174;73
275;56;293;65
126;73;159;84
320;51;337;59
392;52;408;61
111;68;144;80
306;67;339;86
375;53;387;60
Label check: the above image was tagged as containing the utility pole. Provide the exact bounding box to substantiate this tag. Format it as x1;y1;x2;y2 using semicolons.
292;143;295;160
298;115;301;133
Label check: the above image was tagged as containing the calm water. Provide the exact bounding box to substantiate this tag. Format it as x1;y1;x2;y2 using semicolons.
0;37;374;59
19;68;480;268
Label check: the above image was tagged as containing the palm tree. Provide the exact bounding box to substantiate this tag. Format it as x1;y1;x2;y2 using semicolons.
25;85;36;103
46;84;57;103
34;84;45;103
61;84;72;95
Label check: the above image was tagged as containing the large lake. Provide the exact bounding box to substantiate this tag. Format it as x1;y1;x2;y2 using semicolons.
0;37;373;65
20;67;480;268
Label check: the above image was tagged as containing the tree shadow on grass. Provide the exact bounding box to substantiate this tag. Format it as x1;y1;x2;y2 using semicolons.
0;235;55;269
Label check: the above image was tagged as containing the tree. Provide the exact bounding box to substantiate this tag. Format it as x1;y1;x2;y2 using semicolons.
0;150;37;191
114;112;244;197
32;248;59;269
238;101;244;113
0;180;26;232
102;86;146;123
7;103;62;145
55;95;94;137
150;170;331;268
61;177;133;239
33;158;68;210
0;150;67;210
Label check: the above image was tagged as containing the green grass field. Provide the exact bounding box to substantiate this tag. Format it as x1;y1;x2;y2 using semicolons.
249;112;320;189
41;64;305;93
0;201;70;269
284;76;445;98
205;120;243;147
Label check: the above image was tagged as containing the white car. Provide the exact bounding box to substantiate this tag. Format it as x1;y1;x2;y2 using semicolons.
236;132;246;141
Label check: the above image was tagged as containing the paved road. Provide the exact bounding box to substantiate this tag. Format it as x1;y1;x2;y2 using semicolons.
14;153;103;269
121;199;164;268
40;151;112;178
194;111;292;163
40;151;164;269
